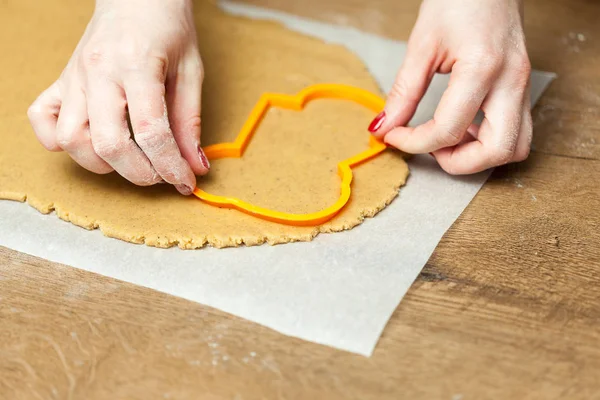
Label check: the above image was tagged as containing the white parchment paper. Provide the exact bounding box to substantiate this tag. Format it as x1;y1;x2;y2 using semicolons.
0;2;555;356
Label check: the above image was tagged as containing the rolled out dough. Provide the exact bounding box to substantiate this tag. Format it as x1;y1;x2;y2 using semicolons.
0;0;408;248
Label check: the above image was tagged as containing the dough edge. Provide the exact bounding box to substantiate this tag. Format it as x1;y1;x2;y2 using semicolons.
0;167;408;249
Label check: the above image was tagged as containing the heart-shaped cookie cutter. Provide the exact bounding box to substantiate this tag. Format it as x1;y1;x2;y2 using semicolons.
193;83;387;226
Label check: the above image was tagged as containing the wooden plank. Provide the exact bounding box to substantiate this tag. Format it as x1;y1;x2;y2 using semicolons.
2;152;599;399
525;0;600;160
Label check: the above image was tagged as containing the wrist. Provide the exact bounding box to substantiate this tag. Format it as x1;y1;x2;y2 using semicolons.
95;0;192;12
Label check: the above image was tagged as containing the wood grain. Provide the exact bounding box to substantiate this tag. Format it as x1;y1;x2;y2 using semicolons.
1;0;600;399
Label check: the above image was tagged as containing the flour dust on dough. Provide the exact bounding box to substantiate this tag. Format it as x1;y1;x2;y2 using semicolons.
0;0;409;248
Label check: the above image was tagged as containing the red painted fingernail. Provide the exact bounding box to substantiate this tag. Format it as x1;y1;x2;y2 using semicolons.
198;145;210;170
368;111;386;133
175;184;193;196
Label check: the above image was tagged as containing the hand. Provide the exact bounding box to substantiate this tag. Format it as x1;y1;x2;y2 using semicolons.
369;0;532;174
28;0;209;195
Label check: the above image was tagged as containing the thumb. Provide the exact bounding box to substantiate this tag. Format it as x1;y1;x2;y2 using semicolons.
369;42;435;139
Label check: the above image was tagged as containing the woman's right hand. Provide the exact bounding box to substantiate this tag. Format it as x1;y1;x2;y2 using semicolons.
28;0;209;195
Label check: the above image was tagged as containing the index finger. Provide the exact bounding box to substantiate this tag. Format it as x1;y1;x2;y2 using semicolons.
124;71;196;195
28;81;62;151
383;60;500;154
86;78;161;186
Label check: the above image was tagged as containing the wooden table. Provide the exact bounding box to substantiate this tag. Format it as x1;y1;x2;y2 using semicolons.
1;0;599;398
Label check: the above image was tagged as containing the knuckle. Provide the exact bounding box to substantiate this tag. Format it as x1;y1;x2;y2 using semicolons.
514;124;533;163
120;45;168;80
117;37;147;65
413;32;439;53
27;103;42;119
92;137;128;160
147;54;168;80
463;46;503;76
126;172;156;187
513;146;531;162
197;62;205;82
489;145;514;166
113;96;128;113
188;50;205;81
523;112;533;136
187;115;201;130
508;57;532;88
186;115;202;132
389;79;409;100
171;114;201;140
389;77;418;103
193;64;205;84
81;44;109;68
441;163;457;176
510;55;532;77
157;169;178;183
138;172;161;186
175;114;201;135
56;125;81;150
436;125;462;147
134;120;171;150
521;114;533;139
129;55;168;81
56;135;76;150
56;114;79;132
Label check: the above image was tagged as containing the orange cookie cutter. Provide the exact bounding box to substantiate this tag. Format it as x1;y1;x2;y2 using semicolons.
193;83;387;226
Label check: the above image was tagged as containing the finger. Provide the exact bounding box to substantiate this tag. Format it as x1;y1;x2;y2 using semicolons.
124;68;197;195
27;81;62;151
429;123;479;163
511;82;533;162
55;86;113;174
462;123;480;144
166;52;210;176
87;79;161;186
384;60;499;154
432;83;524;175
369;34;437;138
467;123;480;139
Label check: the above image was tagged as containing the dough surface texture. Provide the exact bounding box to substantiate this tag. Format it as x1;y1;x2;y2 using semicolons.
0;0;409;248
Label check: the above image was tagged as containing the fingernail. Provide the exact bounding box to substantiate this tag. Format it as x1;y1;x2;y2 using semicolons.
198;145;210;170
175;184;193;196
368;111;386;133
